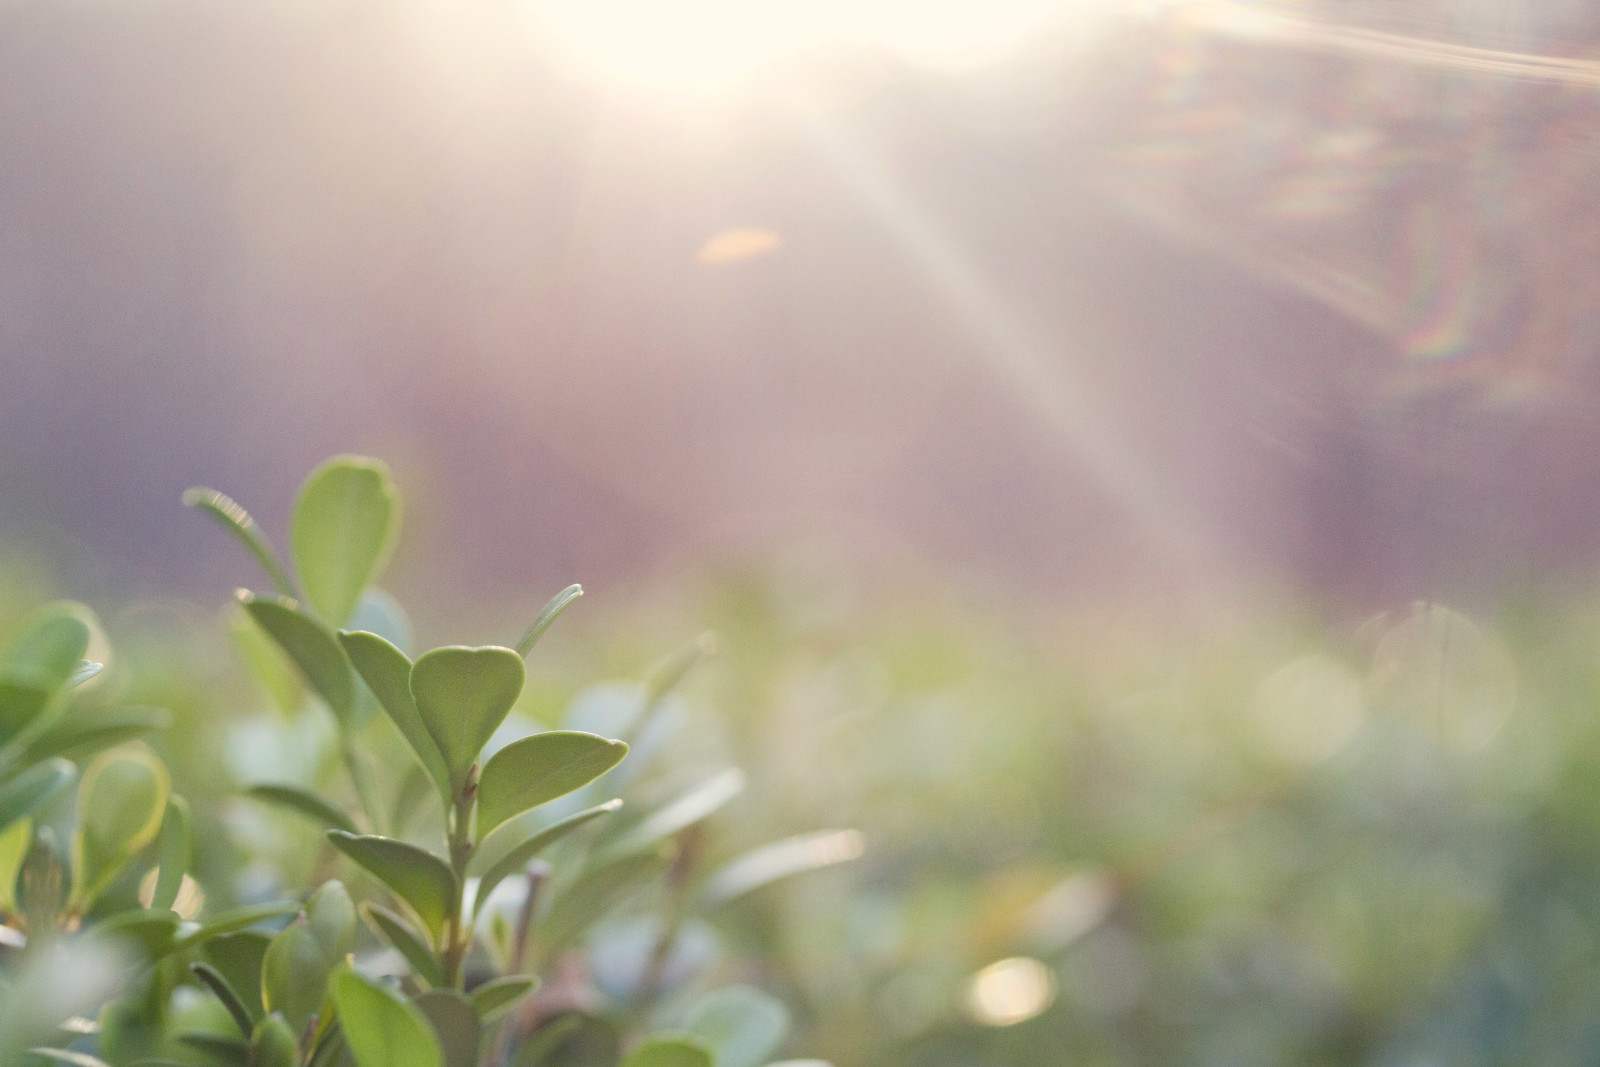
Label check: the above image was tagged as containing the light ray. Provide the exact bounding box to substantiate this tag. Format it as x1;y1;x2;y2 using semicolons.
784;92;1230;599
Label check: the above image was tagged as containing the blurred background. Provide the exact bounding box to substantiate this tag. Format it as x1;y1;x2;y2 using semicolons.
12;0;1600;612
10;0;1600;1062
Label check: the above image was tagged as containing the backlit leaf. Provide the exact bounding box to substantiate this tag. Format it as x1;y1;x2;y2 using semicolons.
468;975;536;1021
71;747;170;907
472;800;623;917
327;831;458;942
683;986;790;1067
476;732;627;843
0;759;74;834
515;585;583;659
245;783;357;834
409;646;525;794
241;595;354;723
598;770;744;862
183;487;297;598
339;631;450;804
620;1036;714;1067
415;989;478;1067
360;902;447;988
330;968;443;1067
150;796;193;913
292;456;400;629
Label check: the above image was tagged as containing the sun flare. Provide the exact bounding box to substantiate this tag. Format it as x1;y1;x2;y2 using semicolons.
522;0;1093;91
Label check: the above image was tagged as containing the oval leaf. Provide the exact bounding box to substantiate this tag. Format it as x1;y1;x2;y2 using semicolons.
468;975;537;1021
515;585;582;658
71;747;170;907
0;758;74;834
360;902;447;989
262;921;335;1033
190;961;256;1037
327;831;458;942
201;932;271;1025
0;817;30;913
599;769;744;862
252;1013;300;1067
307;880;357;960
241;595;354;722
292;456;400;629
698;830;865;909
339;631;450;804
150;796;193;912
330;967;443;1067
476;732;627;843
416;989;479;1067
18;705;170;765
684;986;790;1067
621;1037;714;1067
175;901;302;952
183;487;298;598
409;647;525;794
245;783;358;834
540;851;667;956
2;604;92;694
472;800;622;917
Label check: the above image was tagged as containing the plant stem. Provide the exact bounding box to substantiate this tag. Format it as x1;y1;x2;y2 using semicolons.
441;776;477;988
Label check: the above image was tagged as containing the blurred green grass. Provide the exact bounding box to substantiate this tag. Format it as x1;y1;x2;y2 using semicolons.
9;541;1600;1067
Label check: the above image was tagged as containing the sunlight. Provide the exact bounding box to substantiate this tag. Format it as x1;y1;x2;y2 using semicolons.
524;0;1090;91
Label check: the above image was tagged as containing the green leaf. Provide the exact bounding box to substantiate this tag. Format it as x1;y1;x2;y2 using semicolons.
0;758;74;834
150;796;193;913
517;1014;617;1067
338;631;450;805
262;920;336;1033
308;880;357;960
292;456;400;629
515;585;583;658
539;851;667;956
244;783;358;834
177;1031;251;1063
0;605;92;747
472;800;622;917
227;602;302;716
620;1036;714;1067
176;902;301;951
241;595;354;723
0;817;29;912
360;902;446;988
683;986;790;1067
182;487;297;598
409;646;525;794
598;769;744;862
18;706;170;765
93;909;183;960
415;990;479;1067
202;932;272;1025
327;831;458;942
698;829;865;909
469;975;537;1021
330;967;443;1067
476;732;627;843
251;1013;299;1067
28;1050;114;1067
3;604;92;694
70;747;170;908
190;962;256;1037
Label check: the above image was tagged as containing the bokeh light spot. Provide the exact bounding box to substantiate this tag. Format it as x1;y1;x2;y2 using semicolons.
697;228;784;265
964;956;1057;1026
